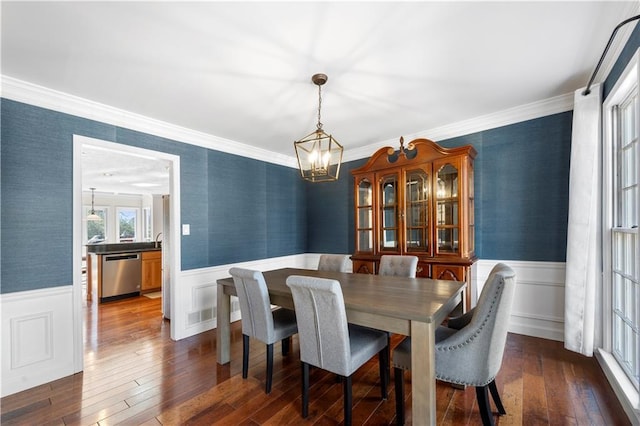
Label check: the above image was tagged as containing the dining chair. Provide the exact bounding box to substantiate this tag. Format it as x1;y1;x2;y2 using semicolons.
229;267;298;394
378;255;418;278
392;263;517;426
317;254;351;272
286;275;389;426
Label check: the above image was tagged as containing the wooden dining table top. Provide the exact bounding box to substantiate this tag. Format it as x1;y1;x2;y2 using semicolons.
217;267;466;326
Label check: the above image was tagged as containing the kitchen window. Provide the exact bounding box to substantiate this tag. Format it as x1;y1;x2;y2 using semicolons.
85;207;107;244
117;207;139;242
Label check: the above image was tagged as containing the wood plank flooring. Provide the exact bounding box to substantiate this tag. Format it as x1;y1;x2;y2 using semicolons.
1;295;631;425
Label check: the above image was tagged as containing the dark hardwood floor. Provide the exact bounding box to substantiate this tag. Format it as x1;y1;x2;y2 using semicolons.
1;295;631;425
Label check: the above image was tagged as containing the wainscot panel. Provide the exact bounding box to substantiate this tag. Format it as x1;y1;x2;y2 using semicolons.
177;254;310;339
1;286;76;397
474;259;565;341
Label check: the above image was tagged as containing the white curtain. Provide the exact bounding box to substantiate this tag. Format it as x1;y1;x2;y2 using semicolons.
564;84;602;356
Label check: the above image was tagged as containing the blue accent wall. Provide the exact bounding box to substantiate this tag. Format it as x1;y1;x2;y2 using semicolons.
0;99;306;293
306;112;573;262
305;159;365;255
442;113;573;261
207;151;306;265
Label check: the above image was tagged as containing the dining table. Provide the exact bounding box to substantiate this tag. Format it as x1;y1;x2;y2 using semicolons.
216;267;466;426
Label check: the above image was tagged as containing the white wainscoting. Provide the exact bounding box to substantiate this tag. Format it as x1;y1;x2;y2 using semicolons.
474;259;566;342
0;256;565;398
175;254;311;339
1;286;76;398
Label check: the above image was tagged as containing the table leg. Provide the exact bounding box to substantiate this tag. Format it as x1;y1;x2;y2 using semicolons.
217;284;231;364
411;320;436;425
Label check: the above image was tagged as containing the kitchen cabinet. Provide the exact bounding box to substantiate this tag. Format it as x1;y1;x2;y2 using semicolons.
351;137;477;309
141;250;162;292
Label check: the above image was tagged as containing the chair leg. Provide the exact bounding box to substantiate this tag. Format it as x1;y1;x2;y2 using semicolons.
488;379;506;415
301;362;310;418
475;385;495;426
282;336;290;356
265;343;274;394
394;367;405;426
386;333;392;385
378;348;389;400
242;334;250;379
343;375;353;426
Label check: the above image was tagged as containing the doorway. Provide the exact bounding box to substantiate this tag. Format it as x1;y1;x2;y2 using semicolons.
72;134;181;373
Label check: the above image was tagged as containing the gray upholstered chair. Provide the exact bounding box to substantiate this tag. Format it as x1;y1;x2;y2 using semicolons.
392;263;517;426
286;275;389;426
317;254;351;272
378;255;418;278
229;267;298;394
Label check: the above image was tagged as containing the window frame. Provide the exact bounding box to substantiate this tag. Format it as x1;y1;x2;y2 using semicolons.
601;47;640;414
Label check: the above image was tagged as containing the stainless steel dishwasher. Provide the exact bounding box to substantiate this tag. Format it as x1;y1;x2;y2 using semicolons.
101;253;141;302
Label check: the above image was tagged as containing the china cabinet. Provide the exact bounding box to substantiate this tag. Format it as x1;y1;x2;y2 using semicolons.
351;137;477;309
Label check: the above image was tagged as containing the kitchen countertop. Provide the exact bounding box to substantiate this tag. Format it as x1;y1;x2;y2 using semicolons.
87;242;161;254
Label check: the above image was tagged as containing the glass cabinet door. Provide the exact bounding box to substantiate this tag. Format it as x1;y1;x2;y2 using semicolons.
405;169;430;253
379;174;399;252
435;162;459;254
356;178;373;252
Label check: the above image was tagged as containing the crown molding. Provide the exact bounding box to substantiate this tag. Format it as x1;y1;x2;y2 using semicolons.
342;93;574;163
2;74;574;167
0;76;298;168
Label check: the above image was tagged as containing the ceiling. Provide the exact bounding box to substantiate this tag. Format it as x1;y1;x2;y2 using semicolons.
81;144;171;196
2;1;639;194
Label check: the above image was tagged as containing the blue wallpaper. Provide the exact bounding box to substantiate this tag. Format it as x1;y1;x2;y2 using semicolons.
305;159;362;254
306;113;573;262
0;99;306;293
443;113;573;261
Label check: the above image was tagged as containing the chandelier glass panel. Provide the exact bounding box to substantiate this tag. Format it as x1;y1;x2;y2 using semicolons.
294;73;343;182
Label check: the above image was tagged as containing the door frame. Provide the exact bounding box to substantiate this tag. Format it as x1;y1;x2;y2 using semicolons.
72;134;182;373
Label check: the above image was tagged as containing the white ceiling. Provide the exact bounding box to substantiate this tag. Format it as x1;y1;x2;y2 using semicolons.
81;144;171;196
2;1;639;194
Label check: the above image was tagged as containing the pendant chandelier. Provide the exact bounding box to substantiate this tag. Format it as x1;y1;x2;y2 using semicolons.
294;73;343;182
87;187;102;221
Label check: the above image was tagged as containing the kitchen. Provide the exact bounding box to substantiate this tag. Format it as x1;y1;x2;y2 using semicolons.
81;142;171;314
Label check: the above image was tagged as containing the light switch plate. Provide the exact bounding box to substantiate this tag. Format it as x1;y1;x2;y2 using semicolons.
182;224;190;235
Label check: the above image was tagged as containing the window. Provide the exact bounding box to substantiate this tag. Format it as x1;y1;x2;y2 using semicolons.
85;207;107;244
604;52;639;392
117;207;139;242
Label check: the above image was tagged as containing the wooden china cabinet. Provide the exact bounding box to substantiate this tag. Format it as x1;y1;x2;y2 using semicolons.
351;137;478;310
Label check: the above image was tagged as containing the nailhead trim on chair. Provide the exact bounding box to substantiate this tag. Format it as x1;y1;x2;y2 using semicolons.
434;278;504;386
436;278;503;352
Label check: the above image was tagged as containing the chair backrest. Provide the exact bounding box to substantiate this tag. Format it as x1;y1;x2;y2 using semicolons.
378;255;418;278
229;267;276;344
286;275;351;376
435;263;517;385
317;254;351;272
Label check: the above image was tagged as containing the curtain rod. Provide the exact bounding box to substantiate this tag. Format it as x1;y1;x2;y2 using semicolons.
582;14;640;96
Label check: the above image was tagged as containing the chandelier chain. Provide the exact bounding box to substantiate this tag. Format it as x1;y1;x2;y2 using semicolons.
316;83;323;130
